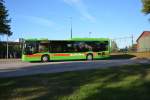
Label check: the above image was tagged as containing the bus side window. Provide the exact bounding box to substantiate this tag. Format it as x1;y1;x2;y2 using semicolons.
50;41;63;53
39;43;49;52
73;41;88;52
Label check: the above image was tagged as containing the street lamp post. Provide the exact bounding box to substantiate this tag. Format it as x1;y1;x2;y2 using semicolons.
89;32;92;38
6;34;9;59
70;17;72;39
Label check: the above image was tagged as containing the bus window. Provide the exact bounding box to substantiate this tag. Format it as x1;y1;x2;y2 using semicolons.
73;41;88;52
39;43;49;52
85;41;109;52
63;41;74;52
50;41;63;53
99;41;108;51
23;41;38;54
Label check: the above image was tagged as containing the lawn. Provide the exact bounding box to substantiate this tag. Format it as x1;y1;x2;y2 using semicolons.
0;64;150;100
111;52;150;59
131;52;150;58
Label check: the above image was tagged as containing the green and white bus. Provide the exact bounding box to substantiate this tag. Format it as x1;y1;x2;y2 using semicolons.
22;38;110;62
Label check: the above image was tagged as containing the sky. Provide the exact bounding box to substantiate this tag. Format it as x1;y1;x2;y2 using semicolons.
1;0;150;47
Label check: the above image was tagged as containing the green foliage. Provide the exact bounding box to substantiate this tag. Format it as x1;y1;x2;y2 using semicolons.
142;0;150;14
0;0;12;36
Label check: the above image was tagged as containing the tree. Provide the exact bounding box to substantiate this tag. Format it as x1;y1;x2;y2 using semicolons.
142;0;150;14
0;0;12;36
111;40;118;52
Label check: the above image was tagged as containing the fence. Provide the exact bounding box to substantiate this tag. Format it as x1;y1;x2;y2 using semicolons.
130;52;150;58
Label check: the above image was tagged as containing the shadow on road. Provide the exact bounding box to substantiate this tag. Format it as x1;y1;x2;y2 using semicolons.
109;54;136;60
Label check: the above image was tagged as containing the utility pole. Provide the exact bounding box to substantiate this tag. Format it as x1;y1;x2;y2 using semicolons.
131;34;134;47
131;34;134;52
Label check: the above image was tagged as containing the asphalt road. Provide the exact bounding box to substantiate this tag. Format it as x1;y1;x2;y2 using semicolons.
0;59;150;78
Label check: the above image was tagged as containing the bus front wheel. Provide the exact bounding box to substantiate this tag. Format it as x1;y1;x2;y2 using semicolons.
41;55;49;62
86;54;93;60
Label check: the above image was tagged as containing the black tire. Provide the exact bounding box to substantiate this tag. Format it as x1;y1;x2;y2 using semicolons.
86;54;93;60
41;55;49;62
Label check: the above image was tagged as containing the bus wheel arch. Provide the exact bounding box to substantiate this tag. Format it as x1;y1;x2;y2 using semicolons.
41;54;50;62
86;53;93;60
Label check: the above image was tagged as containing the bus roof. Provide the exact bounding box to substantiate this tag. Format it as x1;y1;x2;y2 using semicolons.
24;38;109;41
71;38;109;41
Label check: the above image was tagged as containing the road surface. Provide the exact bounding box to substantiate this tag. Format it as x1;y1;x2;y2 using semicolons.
0;59;150;78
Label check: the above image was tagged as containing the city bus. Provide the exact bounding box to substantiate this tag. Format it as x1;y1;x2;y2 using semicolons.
22;38;110;62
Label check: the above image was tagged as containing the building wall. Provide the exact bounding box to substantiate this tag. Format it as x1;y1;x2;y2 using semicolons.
138;35;150;52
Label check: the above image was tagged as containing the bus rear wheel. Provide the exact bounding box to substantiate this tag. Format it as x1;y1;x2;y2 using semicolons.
41;55;49;62
86;54;93;60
